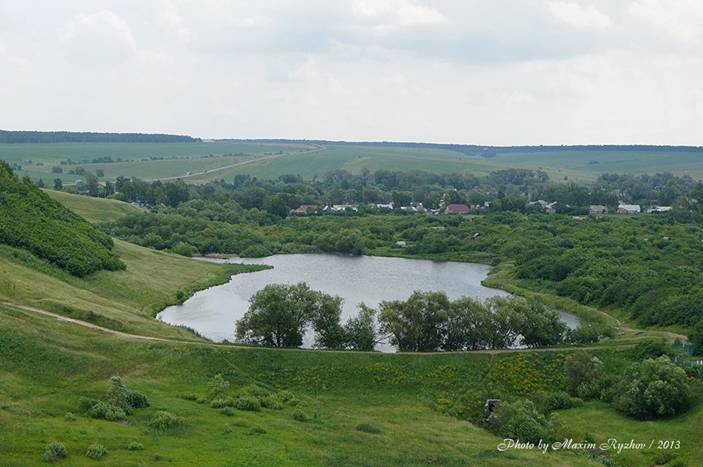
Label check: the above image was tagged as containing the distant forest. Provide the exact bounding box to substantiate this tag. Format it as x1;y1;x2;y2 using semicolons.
220;139;703;155
0;130;201;144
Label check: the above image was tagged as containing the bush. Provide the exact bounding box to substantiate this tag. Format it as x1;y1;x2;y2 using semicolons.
564;351;604;399
210;398;233;408
148;411;186;432
249;427;267;435
613;356;690;419
274;390;299;406
291;410;308;422
87;401;127;421
127;441;144;451
85;443;107;460
207;374;230;400
630;340;671;360
221;407;235;417
42;443;68;462
260;396;283;410
485;399;553;444
180;393;198;401
64;412;76;421
533;391;581;413
79;396;99;412
240;244;272;258
356;423;382;434
234;396;260;412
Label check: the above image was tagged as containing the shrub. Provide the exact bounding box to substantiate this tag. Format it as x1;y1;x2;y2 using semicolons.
249;427;267;435
221;407;235;417
88;401;127;421
125;390;149;410
260;396;283;410
210;398;233;408
127;441;144;451
240;244;272;258
180;393;198;401
234;396;260;412
356;423;382;434
85;443;107;460
79;396;99;412
148;411;186;432
291;410;308;422
64;412;76;421
485;399;552;444
223;424;233;434
274;390;299;406
630;340;671;360
207;374;230;400
240;385;270;398
613;356;690;419
533;391;581;413
564;351;604;399
42;443;68;462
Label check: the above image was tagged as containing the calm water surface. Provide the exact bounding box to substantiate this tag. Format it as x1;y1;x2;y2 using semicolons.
157;254;579;351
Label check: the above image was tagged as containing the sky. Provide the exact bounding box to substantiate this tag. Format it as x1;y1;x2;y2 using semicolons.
1;0;702;145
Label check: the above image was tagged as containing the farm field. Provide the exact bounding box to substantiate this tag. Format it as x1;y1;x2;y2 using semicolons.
5;141;703;183
3;142;314;184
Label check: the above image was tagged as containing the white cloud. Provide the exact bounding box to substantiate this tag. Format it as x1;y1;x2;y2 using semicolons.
545;1;611;29
352;0;447;28
628;0;703;46
0;0;702;144
60;10;137;65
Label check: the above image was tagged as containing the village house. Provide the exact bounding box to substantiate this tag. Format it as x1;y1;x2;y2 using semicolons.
444;203;470;214
545;202;558;214
618;203;641;214
589;205;608;215
325;204;358;213
395;240;407;248
291;204;318;215
374;202;393;211
646;206;673;213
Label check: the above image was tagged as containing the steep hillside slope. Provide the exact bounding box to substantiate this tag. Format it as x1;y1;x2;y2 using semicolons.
0;162;123;276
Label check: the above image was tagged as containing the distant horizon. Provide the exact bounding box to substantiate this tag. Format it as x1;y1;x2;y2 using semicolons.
2;129;702;149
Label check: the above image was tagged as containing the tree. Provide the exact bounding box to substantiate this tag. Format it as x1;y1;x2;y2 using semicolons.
564;351;604;399
53;178;63;191
85;171;99;197
344;304;377;351
444;297;491;351
484;297;525;349
378;291;450;351
235;283;343;348
311;293;345;349
95;169;105;178
519;300;567;348
613;356;690;420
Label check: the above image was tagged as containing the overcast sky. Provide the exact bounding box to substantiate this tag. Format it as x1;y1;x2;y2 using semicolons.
1;0;702;145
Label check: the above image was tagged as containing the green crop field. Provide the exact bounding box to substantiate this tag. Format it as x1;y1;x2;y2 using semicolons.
2;142;314;184
5;141;703;184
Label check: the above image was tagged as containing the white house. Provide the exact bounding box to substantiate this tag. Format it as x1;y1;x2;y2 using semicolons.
617;203;641;214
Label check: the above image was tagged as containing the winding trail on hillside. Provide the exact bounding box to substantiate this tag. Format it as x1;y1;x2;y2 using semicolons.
1;300;641;355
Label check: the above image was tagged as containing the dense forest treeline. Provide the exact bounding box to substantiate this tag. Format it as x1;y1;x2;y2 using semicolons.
0;162;124;276
0;130;200;144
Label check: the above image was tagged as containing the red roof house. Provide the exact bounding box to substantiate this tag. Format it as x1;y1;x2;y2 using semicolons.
445;204;470;214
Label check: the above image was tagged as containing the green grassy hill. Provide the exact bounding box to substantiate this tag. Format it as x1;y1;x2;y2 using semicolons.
43;190;143;224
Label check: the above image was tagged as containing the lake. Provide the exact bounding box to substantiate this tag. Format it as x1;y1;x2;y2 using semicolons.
157;254;580;351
